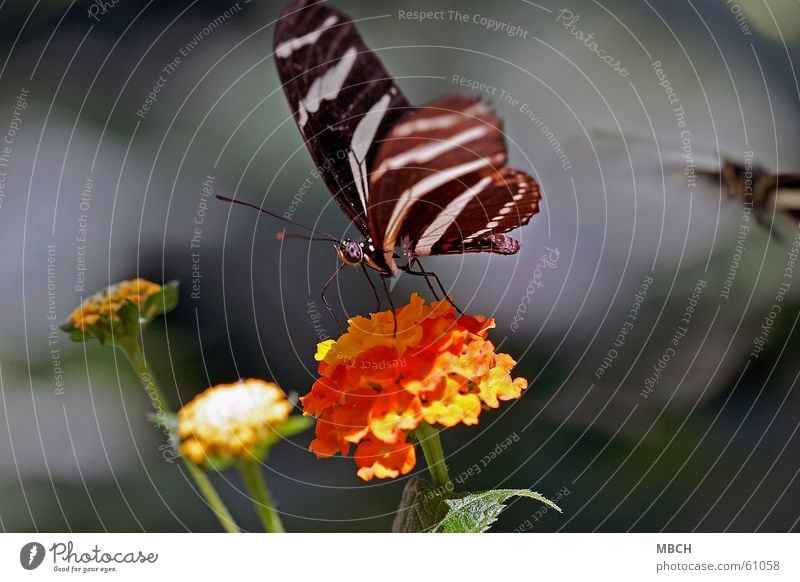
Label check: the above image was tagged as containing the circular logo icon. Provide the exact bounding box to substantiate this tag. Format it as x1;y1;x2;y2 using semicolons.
20;542;45;570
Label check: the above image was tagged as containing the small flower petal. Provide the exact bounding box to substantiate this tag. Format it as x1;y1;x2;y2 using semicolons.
354;439;416;481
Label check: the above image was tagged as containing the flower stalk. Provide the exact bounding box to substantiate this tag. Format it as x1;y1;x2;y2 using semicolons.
238;462;285;533
118;337;169;415
184;461;240;534
415;422;452;489
118;338;239;533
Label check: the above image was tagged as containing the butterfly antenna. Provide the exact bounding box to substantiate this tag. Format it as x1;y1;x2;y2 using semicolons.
216;195;339;242
276;231;337;243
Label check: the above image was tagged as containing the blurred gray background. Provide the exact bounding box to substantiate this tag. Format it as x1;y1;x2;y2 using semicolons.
1;0;799;532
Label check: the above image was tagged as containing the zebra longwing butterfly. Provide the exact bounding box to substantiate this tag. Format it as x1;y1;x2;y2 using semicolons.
224;0;541;326
272;0;540;268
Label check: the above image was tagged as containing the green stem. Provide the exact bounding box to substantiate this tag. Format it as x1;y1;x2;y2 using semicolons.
120;338;170;415
119;338;240;533
238;461;285;533
415;422;452;489
184;461;239;533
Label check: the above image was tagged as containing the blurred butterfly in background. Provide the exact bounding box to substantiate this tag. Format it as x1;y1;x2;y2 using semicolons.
705;161;800;226
221;0;541;328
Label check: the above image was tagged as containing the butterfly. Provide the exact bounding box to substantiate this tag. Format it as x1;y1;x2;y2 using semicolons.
223;0;541;327
706;161;800;226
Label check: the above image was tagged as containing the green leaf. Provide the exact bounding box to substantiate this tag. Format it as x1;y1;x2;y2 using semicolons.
438;489;561;533
117;301;141;334
60;319;101;343
275;415;313;439
392;477;561;533
147;411;178;433
260;415;313;449
147;280;180;315
392;477;450;532
61;321;87;343
196;453;237;472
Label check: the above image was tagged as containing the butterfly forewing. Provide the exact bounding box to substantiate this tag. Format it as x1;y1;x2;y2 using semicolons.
368;95;541;268
274;0;410;234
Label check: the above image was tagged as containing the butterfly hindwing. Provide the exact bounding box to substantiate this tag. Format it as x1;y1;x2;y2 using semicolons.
367;95;540;268
418;167;540;256
274;0;410;234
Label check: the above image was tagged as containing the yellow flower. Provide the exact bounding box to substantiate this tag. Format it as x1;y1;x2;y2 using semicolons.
302;293;528;481
178;379;293;468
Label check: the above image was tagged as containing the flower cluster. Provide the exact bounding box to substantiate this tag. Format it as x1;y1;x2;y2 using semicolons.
68;278;161;329
178;379;293;468
61;278;178;344
301;293;528;481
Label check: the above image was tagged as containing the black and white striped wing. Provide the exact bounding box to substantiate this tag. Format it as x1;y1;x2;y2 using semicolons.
274;0;410;234
367;95;540;269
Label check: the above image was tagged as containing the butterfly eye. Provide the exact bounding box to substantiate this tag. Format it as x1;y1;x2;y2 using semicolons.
347;242;363;262
337;241;363;265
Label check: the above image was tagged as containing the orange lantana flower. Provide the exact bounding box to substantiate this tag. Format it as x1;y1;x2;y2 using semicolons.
301;293;528;481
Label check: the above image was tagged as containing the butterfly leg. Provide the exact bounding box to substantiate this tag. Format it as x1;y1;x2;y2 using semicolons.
403;258;440;300
361;263;382;312
403;258;463;315
380;274;398;336
321;263;346;333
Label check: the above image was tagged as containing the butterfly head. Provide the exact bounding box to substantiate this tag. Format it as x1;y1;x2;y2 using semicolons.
337;239;364;266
